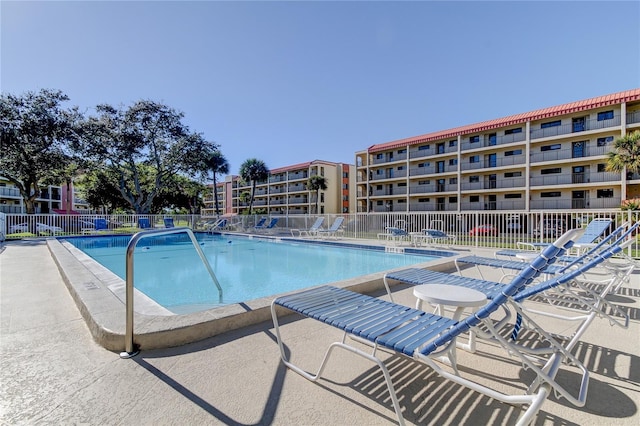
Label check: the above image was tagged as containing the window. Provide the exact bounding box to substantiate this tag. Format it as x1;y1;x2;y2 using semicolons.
398;149;407;154
418;144;430;151
597;136;614;146
541;168;561;175
376;201;384;205
437;143;445;154
469;176;479;183
397;182;407;187
449;177;457;184
504;193;522;199
541;192;561;198
397;199;406;204
597;189;614;198
488;133;497;146
376;153;383;159
376;169;383;175
504;149;522;156
342;172;348;178
504;171;522;178
418;198;430;202
469;155;479;163
504;127;522;135
418;180;430;185
449;140;457;147
449;158;458;166
470;195;480;202
397;166;405;170
597;164;606;172
376;185;382;190
449;197;458;203
418;163;426;168
470;136;480;143
597;110;614;121
541;144;561;151
436;161;445;173
541;120;561;128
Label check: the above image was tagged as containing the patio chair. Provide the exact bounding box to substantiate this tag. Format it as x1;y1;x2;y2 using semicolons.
316;217;344;239
255;217;279;233
163;217;175;228
252;217;267;231
496;218;612;258
455;222;636;282
138;218;151;229
271;231;588;426
411;228;457;247
377;220;408;244
290;217;324;237
206;218;227;233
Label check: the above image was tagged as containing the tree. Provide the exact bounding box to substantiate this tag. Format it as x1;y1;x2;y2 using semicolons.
76;100;217;213
606;130;640;177
307;175;328;214
239;158;269;215
0;89;82;214
201;150;229;216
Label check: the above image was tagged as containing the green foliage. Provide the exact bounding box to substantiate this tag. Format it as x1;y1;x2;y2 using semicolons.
0;89;83;214
607;130;640;174
307;175;328;214
76;100;218;213
200;150;229;216
239;158;269;215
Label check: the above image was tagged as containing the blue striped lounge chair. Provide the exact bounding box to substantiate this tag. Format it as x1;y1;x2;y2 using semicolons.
316;217;344;239
290;217;325;237
271;230;588;425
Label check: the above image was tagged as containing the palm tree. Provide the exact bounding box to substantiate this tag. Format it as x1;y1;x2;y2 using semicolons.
239;158;269;215
202;150;229;216
307;175;328;214
606;130;640;177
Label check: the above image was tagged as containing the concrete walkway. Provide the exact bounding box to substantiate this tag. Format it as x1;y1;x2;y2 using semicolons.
1;239;639;425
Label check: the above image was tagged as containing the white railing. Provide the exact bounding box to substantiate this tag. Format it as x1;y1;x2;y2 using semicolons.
2;211;638;257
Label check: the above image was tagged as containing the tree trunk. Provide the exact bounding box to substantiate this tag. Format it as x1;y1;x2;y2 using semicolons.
213;173;220;216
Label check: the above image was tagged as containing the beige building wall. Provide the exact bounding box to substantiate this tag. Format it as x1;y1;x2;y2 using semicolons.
356;89;640;213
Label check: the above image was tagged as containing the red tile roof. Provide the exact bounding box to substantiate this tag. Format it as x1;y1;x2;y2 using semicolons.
269;160;337;174
368;88;640;153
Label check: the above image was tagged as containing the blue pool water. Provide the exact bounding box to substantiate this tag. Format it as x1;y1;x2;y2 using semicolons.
65;234;442;313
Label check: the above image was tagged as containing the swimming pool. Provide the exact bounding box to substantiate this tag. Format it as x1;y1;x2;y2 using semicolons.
65;233;443;314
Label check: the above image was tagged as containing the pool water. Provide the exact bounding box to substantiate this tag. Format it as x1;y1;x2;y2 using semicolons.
66;234;440;313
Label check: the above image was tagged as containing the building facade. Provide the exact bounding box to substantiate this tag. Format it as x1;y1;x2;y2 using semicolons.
356;89;640;213
202;160;356;217
0;177;92;214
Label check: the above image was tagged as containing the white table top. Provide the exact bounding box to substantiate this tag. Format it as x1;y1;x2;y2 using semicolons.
413;284;487;308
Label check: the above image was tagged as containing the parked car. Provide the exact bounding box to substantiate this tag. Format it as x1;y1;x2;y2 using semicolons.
8;222;63;234
533;219;567;238
469;224;498;236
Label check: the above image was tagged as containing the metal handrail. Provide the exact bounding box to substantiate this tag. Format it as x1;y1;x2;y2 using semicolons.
120;227;222;358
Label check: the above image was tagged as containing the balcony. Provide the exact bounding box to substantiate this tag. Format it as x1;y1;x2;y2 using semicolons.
530;197;621;210
460;132;526;151
530;144;612;163
370;187;407;196
461;177;525;191
0;187;21;197
288;172;308;181
460;155;525;171
371;152;408;165
627;109;640;125
408;143;457;159
409;164;458;177
370;170;407;181
409;183;457;194
530;172;620;187
530;115;621;139
288;198;309;205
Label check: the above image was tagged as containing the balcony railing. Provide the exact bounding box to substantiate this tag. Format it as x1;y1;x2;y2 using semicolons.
530;197;621;210
0;187;21;197
530;115;621;139
627;109;640;125
460;155;525;171
371;153;407;165
460;132;526;151
461;177;525;190
408;144;457;159
370;170;407;181
530;172;620;186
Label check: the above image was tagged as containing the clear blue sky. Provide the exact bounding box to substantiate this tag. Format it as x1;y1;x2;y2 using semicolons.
2;1;639;176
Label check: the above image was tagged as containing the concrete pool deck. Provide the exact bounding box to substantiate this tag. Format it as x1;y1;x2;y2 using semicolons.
2;239;640;425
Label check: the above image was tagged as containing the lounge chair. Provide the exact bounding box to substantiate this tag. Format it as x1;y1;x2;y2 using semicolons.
271;231;587;425
138;218;151;229
455;222;636;281
205;218;227;232
163;217;175;228
496;218;612;258
252;217;267;231
83;218;109;235
290;217;324;237
411;228;457;247
316;217;344;239
377;220;408;244
255;217;279;233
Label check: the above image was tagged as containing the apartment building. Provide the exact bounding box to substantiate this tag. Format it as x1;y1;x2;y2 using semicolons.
203;160;356;217
356;89;640;213
0;177;92;214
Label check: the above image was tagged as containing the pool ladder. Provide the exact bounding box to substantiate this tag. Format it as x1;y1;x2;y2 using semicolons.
120;227;222;358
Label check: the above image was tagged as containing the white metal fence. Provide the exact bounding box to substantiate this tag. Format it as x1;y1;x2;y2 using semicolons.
2;211;638;255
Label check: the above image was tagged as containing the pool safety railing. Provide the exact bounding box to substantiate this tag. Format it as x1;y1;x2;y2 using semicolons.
120;227;223;358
